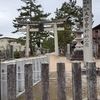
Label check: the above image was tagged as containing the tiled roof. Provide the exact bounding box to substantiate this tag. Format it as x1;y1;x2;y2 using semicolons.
92;24;100;30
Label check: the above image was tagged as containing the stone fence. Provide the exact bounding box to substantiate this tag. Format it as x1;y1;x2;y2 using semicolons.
5;60;100;100
0;54;50;100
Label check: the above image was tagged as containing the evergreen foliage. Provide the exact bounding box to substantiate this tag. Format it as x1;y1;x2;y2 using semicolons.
54;0;83;55
12;0;84;56
14;50;20;58
8;37;26;45
12;0;50;55
42;37;54;53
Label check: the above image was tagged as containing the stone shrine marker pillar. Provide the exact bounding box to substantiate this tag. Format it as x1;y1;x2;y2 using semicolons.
83;0;93;65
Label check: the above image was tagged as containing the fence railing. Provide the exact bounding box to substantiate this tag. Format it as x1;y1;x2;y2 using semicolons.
1;54;50;100
2;60;100;100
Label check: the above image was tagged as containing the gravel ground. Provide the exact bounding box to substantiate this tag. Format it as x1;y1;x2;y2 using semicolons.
50;52;100;71
31;71;100;100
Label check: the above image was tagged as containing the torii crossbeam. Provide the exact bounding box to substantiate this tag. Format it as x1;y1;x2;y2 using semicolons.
18;19;67;57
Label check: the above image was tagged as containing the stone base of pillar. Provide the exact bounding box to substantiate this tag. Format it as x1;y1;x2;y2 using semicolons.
70;50;83;60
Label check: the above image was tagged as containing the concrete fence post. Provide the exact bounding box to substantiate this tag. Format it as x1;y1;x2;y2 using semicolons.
41;62;49;100
57;62;66;100
7;64;16;100
72;61;82;100
46;53;50;64
35;58;38;82
24;64;33;100
37;57;40;80
86;61;97;100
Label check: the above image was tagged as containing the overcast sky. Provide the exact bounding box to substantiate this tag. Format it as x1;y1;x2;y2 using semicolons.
0;0;100;38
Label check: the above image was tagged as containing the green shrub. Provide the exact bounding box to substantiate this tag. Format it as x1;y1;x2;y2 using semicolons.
14;50;20;58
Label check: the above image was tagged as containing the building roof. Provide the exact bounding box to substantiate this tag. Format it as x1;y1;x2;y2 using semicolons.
0;37;17;39
92;24;100;30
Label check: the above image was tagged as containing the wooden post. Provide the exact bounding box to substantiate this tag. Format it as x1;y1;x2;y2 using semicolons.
24;64;33;100
57;62;66;100
41;62;49;100
9;45;14;59
72;61;82;100
7;64;16;100
86;61;97;100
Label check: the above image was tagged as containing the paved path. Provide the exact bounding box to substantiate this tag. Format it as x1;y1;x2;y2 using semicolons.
49;53;100;71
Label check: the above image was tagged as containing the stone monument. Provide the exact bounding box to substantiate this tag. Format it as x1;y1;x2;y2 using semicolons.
70;24;83;60
83;0;93;65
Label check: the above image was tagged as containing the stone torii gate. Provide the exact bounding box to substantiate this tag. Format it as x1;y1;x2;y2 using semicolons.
18;19;66;57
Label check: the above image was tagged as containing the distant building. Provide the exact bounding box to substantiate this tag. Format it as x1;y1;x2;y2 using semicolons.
0;37;25;52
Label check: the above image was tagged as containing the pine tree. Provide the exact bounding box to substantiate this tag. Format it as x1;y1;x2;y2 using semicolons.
54;0;83;55
12;0;50;55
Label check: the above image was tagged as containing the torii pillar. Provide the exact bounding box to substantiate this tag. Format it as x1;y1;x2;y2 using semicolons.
26;24;30;57
54;23;59;56
25;23;59;57
83;0;93;65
